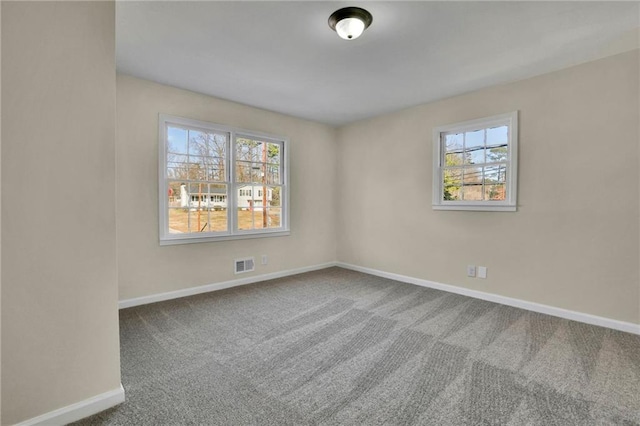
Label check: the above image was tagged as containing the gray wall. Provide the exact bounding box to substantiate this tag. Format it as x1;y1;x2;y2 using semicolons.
336;50;640;324
116;75;338;301
1;2;120;424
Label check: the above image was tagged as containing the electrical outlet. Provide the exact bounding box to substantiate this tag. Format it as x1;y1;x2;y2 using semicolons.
261;255;268;265
467;265;476;277
477;266;487;279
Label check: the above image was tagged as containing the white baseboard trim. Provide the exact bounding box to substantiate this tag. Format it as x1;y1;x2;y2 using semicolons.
15;384;125;426
118;260;639;335
119;262;338;309
337;262;640;335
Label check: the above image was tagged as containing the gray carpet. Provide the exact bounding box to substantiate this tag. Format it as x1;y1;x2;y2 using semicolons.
72;267;640;425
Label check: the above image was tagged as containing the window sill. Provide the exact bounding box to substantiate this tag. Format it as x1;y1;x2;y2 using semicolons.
432;204;516;212
160;229;291;246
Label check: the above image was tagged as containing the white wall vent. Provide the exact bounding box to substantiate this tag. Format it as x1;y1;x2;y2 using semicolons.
235;257;255;274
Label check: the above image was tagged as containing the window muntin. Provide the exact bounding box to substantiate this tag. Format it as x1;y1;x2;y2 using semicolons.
159;115;289;244
433;112;517;211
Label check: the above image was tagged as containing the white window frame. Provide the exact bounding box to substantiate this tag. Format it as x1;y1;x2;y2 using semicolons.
159;114;290;245
432;111;518;212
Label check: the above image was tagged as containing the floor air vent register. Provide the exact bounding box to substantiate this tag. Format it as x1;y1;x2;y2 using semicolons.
235;257;255;274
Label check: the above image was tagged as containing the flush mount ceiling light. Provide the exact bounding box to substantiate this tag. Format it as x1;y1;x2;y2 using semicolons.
328;7;373;40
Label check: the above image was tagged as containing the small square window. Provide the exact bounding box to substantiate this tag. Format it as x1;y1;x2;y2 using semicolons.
432;111;518;211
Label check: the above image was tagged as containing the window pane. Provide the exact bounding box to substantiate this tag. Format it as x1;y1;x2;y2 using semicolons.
207;157;226;182
464;129;484;165
485;184;506;201
487;126;507;146
236;161;266;183
187;130;207;156
236;161;253;183
189;209;211;233
168;182;183;208
443;169;462;201
463;167;482;184
237;207;254;231
208;184;228;211
237;185;282;230
188;156;207;181
167;154;188;179
266;207;282;228
465;129;484;148
462;166;483;201
186;156;224;182
167;126;188;154
168;184;228;234
445;152;463;167
210;133;227;157
237;185;274;208
486;126;508;163
237;209;270;230
484;165;507;184
269;186;282;207
186;208;228;233
486;146;508;163
175;182;190;209
169;208;226;234
444;134;461;166
208;208;228;231
462;184;483;201
237;185;252;210
266;143;281;165
468;147;485;165
251;163;264;183
445;133;463;152
186;183;227;211
200;156;223;182
266;163;281;184
188;131;227;159
236;138;264;162
168;208;188;234
188;130;206;154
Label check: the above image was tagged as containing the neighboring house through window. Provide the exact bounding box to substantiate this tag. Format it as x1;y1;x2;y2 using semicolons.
159;114;289;244
432;111;518;211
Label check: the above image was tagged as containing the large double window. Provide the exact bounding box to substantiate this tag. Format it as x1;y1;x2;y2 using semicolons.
159;114;289;244
432;111;518;211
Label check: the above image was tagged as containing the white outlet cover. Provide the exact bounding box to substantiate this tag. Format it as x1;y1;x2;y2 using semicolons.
478;266;487;279
467;265;476;277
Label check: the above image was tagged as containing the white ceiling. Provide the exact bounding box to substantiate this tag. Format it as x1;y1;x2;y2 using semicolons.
116;1;639;126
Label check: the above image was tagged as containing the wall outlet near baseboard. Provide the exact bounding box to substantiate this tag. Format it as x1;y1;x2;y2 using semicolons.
477;266;487;279
261;255;268;265
467;265;476;277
